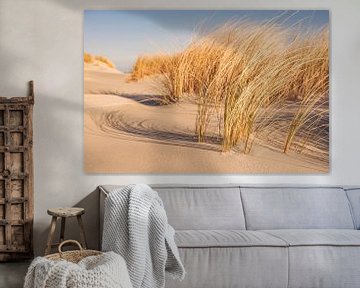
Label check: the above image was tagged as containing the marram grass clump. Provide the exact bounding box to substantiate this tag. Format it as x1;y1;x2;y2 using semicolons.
128;20;329;158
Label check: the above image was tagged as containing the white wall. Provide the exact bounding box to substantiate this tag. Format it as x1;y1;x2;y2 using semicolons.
0;0;359;256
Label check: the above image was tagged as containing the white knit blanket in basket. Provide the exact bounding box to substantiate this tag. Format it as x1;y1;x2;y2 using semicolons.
102;184;185;288
24;251;132;288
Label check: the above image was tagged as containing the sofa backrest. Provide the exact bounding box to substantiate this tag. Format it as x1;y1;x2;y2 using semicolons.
153;186;246;230
345;188;360;229
100;185;358;232
240;187;355;230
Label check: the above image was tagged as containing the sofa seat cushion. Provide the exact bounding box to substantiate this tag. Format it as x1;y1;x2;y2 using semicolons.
166;246;289;288
260;230;360;288
175;230;288;248
262;229;360;246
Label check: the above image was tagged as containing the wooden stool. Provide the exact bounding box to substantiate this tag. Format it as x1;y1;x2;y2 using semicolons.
45;207;87;255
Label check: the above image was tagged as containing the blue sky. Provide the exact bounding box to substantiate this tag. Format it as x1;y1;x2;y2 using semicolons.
84;10;329;72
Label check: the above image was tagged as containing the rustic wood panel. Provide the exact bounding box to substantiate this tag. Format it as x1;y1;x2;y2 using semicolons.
11;180;24;198
10;152;24;174
0;110;4;126
0;180;4;198
0;205;4;219
0;133;4;147
0;153;4;172
0;81;34;261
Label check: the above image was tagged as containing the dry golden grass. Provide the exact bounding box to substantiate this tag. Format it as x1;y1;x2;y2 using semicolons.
84;52;116;69
128;20;329;158
282;28;329;153
84;52;94;63
128;54;173;82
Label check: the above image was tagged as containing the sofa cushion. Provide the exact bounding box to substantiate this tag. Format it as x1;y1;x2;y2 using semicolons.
259;230;360;288
262;229;360;246
165;246;288;288
175;230;287;248
154;186;246;230
241;187;355;230
287;246;360;288
100;185;246;230
345;188;360;229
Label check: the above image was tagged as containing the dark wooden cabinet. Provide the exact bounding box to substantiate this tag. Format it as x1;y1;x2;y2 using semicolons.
0;81;34;261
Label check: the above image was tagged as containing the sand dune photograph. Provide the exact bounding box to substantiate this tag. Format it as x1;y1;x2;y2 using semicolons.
84;10;329;173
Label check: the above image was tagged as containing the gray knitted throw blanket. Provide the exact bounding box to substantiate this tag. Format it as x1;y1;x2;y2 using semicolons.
102;184;185;288
24;251;132;288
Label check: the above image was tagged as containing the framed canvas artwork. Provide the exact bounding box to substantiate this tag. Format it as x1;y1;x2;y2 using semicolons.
84;10;329;173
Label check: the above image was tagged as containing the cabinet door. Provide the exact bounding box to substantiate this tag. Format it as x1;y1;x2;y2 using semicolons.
0;103;33;261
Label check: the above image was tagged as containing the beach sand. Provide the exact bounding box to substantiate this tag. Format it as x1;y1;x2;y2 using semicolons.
84;64;327;173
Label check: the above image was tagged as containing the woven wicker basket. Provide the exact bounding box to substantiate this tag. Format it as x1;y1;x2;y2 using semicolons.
45;240;102;263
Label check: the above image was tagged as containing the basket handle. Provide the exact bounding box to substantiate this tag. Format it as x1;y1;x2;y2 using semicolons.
58;240;83;255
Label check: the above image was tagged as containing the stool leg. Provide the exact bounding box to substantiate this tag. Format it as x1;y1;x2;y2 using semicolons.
60;217;66;243
77;215;87;249
45;216;57;255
